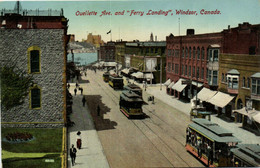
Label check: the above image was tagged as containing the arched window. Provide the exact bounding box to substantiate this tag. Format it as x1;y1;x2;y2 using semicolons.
28;46;41;73
30;85;41;109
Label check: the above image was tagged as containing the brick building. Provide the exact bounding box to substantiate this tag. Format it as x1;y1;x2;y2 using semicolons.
166;29;222;99
99;41;116;62
0;11;69;128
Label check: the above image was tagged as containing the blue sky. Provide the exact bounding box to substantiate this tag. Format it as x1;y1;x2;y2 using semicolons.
1;0;260;42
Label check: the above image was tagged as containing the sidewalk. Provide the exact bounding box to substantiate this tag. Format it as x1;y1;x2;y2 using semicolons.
67;83;110;168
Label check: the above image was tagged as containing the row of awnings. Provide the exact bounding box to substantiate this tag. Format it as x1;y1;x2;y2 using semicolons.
164;78;235;109
131;72;154;79
164;78;203;92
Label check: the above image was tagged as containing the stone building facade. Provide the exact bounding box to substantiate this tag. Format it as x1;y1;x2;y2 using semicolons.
0;14;68;128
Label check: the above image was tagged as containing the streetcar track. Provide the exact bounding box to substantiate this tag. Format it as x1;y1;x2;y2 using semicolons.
86;71;201;167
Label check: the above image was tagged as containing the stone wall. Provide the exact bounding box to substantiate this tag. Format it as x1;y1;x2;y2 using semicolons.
0;29;65;128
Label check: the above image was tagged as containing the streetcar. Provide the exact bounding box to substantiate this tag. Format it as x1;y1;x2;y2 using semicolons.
119;90;144;118
186;118;241;167
108;74;124;90
123;84;142;98
103;72;109;82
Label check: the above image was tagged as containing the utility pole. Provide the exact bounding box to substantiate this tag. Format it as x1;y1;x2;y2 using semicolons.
160;55;162;91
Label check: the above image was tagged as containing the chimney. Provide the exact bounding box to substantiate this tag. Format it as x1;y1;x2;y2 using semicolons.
228;25;230;30
186;29;195;35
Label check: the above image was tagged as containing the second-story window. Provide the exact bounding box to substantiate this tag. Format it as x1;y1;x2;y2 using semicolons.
28;46;41;73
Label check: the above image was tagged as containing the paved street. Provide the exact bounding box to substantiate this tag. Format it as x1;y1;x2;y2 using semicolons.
68;68;260;168
76;69;203;168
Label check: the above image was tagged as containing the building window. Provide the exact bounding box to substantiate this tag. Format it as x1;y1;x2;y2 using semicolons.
28;46;41;73
189;47;191;59
172;63;174;71
167;49;171;56
208;48;219;62
251;78;260;95
182;47;184;58
155;48;158;53
208;70;212;85
242;77;246;87
30;85;41;109
201;68;204;79
188;66;191;77
192;66;195;78
193;47;196;59
185;65;187;76
213;71;218;85
197;67;200;79
181;65;184;75
172;49;174;57
249;46;256;55
201;47;205;60
227;74;239;89
185;47;188;58
167;63;171;72
197;47;200;60
175;49;179;57
221;73;224;82
175;64;179;74
247;77;250;88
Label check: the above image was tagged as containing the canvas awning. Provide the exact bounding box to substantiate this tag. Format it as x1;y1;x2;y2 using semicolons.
121;68;129;74
168;82;175;88
197;88;217;102
172;79;187;92
164;79;171;86
145;73;154;79
252;112;260;124
207;92;234;108
131;72;143;78
192;81;203;87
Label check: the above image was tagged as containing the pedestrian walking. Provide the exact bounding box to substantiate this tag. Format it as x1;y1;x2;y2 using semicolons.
80;87;83;95
74;88;77;96
82;96;86;107
85;72;87;76
67;83;70;89
76;131;82;149
76;82;79;88
97;104;100;116
70;144;77;166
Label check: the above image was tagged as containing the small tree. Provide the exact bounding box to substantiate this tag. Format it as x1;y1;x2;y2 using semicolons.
0;65;34;110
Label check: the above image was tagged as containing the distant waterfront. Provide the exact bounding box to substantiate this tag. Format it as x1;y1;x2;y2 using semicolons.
67;52;97;66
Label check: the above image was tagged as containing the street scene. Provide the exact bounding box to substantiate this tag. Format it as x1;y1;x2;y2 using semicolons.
1;0;260;168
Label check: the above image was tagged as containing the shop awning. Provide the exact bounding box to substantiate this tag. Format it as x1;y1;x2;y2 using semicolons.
131;72;143;78
168;82;175;88
121;68;129;74
145;73;154;79
192;81;203;87
197;88;217;102
172;79;187;92
252;112;260;124
164;79;171;86
207;92;234;108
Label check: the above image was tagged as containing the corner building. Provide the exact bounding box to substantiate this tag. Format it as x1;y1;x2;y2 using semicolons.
0;12;69;128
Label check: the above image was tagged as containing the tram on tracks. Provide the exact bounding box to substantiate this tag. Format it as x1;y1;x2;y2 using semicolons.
103;72;109;82
119;90;144;118
123;84;142;98
186;118;241;167
108;74;124;90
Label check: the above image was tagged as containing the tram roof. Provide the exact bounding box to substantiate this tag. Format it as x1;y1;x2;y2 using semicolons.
124;84;142;91
121;91;143;102
189;119;241;143
231;144;260;166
